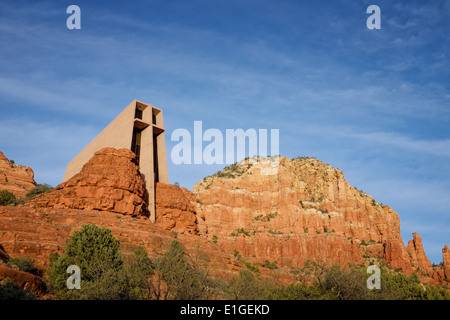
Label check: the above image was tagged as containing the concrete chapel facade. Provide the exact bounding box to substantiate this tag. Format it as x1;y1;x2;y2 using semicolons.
63;100;169;222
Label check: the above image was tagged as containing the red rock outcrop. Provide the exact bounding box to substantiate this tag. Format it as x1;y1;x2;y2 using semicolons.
29;148;148;217
0;206;242;281
194;157;407;268
0;264;46;295
407;232;431;269
155;182;199;235
0;151;36;197
443;245;450;281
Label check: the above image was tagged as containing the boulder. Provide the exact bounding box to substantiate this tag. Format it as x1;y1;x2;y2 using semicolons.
29;148;148;217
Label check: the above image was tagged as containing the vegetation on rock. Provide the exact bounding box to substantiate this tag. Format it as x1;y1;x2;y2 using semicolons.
43;225;450;300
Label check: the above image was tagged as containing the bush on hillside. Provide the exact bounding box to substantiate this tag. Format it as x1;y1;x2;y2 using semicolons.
0;190;16;206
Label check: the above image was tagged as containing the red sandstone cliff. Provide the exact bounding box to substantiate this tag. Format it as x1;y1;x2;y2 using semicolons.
194;157;404;268
0;151;36;197
192;157;449;283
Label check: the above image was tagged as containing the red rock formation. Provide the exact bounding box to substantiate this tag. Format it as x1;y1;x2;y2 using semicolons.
155;182;199;235
1;150;447;287
0;151;36;197
29;148;148;217
407;232;431;269
0;206;242;281
194;157;406;268
443;245;450;281
0;264;46;295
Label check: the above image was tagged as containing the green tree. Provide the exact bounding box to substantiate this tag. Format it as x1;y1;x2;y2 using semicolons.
226;269;266;300
48;224;163;300
423;284;450;300
155;240;208;300
318;265;369;300
48;224;124;299
125;246;155;299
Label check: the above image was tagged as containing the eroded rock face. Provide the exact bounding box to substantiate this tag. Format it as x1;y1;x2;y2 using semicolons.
29;148;148;217
155;183;199;235
0;264;46;296
194;157;407;268
0;206;242;281
383;239;414;273
0;151;36;197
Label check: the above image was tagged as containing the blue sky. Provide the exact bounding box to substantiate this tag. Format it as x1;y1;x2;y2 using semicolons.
0;0;449;263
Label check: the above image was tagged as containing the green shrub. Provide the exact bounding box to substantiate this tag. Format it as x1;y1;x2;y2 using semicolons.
231;228;251;237
48;224;126;299
226;269;266;300
155;240;209;300
253;212;278;222
0;190;16;206
6;257;38;275
0;280;36;300
255;260;278;270
26;184;53;199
